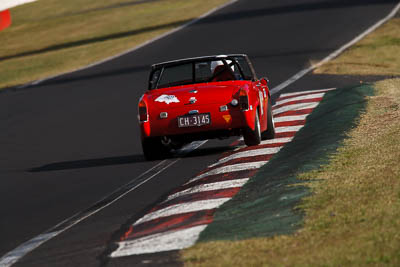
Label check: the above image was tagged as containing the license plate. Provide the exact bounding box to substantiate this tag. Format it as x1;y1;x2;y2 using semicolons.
178;113;211;127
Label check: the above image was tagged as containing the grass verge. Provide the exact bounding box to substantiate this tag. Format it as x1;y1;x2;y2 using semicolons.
0;0;229;90
182;77;400;267
182;10;400;267
314;16;400;76
194;85;374;243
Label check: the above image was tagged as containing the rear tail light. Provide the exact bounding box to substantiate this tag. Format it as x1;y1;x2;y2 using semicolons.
239;88;249;110
138;100;148;122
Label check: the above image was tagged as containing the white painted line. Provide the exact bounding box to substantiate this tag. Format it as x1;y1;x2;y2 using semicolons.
22;0;239;88
0;0;239;263
106;1;400;253
209;147;282;168
275;125;304;133
187;161;268;184
237;137;294;144
164;178;249;203
278;88;335;98
0;232;60;267
134;198;231;225
273;114;309;123
238;137;294;144
273;102;319;116
0;160;176;267
270;1;400;95
260;137;294;144
0;142;207;267
111;225;207;257
7;0;400;261
275;92;325;107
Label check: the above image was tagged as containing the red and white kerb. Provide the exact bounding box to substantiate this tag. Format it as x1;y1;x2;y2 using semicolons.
111;88;335;257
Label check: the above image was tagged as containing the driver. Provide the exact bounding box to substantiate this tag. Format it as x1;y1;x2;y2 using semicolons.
210;60;235;82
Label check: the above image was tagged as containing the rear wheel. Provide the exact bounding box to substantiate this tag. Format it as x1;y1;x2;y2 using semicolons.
142;137;171;161
261;99;275;140
243;111;261;146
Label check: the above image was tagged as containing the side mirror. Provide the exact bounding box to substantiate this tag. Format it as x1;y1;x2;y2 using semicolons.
260;77;269;85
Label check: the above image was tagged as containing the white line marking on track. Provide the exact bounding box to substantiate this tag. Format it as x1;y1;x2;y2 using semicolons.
134;198;231;226
260;137;294;144
187;161;269;184
0;232;59;267
274;114;309;123
278;88;336;98
209;147;282;168
237;137;294;143
275;125;304;133
275;93;326;106
111;225;208;257
273;102;319;116
270;1;400;95
164;178;249;203
17;0;239;89
6;0;400;262
0;141;207;267
1;0;239;263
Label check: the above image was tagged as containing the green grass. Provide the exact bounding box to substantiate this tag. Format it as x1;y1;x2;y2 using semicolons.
182;11;400;267
182;80;400;267
314;18;400;76
193;85;374;243
0;0;229;89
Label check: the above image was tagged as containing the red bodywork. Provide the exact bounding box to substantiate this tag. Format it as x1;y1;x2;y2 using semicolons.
138;54;274;160
139;79;270;142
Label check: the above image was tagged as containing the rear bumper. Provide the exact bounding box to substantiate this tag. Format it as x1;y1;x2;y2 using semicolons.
165;128;243;143
140;103;253;138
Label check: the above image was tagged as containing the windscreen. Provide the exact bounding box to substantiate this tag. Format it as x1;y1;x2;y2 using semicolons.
157;63;192;89
150;57;253;89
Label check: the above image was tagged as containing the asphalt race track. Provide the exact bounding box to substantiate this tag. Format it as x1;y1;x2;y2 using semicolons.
0;0;398;266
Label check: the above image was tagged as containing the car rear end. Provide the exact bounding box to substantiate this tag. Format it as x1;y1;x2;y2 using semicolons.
138;54;262;160
139;81;253;143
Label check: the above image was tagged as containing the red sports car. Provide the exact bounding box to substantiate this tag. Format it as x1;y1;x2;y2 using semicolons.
138;54;275;160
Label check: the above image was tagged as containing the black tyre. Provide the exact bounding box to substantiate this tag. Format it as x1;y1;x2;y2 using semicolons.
243;111;261;146
142;137;171;161
261;99;275;140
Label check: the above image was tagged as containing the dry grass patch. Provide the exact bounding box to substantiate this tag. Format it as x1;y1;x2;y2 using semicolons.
182;79;400;266
314;18;400;76
0;0;229;89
